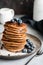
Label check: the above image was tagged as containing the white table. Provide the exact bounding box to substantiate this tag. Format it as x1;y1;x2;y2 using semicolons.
0;15;43;65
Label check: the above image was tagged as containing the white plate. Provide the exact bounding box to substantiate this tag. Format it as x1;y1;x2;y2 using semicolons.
0;33;41;60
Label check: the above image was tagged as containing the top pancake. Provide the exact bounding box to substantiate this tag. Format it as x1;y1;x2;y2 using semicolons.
4;22;27;29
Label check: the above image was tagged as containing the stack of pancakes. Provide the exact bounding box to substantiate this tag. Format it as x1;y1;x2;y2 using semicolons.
2;22;27;52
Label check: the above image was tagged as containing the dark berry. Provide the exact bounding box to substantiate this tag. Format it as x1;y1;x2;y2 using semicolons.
11;18;17;22
11;18;22;25
15;18;22;25
14;18;18;22
26;39;33;47
27;49;32;53
1;44;4;50
22;48;27;53
30;47;34;51
1;46;3;49
18;19;22;24
11;19;14;22
8;54;10;56
25;44;31;49
26;39;30;42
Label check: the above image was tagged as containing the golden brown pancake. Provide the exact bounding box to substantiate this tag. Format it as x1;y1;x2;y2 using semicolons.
2;35;26;43
4;26;27;33
3;33;26;38
2;40;26;45
4;45;24;52
2;21;27;52
4;22;27;29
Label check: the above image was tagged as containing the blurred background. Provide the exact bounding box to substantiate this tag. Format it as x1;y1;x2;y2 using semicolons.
0;0;34;19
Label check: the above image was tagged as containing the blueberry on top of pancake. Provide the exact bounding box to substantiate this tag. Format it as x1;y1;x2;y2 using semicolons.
11;18;22;25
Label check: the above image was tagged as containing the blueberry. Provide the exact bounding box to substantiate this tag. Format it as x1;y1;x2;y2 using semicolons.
11;18;18;22
14;18;21;22
18;19;22;24
26;39;33;47
11;19;14;22
30;42;33;46
26;39;30;42
25;44;31;49
11;18;17;22
14;18;18;22
16;18;22;24
1;44;4;49
27;49;32;53
30;47;34;51
11;18;22;25
22;48;27;53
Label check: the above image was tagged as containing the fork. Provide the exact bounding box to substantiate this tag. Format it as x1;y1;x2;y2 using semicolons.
25;50;43;65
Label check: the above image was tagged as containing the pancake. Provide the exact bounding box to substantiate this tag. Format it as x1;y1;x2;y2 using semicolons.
4;26;27;33
2;35;26;43
2;40;26;45
3;33;26;38
2;21;27;52
3;34;26;40
4;45;24;52
3;30;26;35
4;22;27;29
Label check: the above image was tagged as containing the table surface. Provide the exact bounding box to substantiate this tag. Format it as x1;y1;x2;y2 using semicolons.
0;15;43;65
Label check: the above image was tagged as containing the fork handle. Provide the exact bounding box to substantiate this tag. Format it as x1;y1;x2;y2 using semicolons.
25;55;36;65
